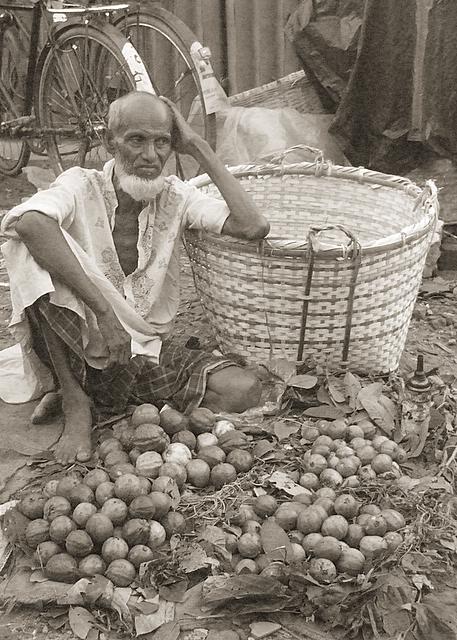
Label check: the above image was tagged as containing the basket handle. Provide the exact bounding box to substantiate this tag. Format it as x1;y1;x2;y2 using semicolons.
255;144;325;166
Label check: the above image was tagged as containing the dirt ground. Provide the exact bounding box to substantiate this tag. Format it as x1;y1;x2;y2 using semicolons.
0;163;457;639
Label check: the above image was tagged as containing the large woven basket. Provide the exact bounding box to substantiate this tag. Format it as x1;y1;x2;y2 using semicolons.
184;158;438;374
228;70;327;114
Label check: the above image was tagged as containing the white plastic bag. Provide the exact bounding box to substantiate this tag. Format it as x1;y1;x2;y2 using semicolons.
216;106;349;166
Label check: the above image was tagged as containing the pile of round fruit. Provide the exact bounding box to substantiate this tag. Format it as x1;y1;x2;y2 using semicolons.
16;404;254;586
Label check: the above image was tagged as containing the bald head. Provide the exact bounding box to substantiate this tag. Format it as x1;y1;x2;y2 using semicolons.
107;91;172;135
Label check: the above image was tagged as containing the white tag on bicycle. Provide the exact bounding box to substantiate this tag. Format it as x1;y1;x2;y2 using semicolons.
190;42;228;114
52;12;67;22
121;42;156;94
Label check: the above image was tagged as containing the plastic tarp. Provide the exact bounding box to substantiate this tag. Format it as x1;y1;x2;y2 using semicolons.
290;0;457;169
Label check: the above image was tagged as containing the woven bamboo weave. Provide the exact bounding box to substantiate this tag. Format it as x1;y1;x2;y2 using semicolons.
184;160;438;374
228;70;327;114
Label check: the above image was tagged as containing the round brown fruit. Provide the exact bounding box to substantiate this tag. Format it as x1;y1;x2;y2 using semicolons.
188;407;216;434
129;448;141;465
186;459;211;488
83;469;110;491
160;408;188;435
326;420;347;440
55;475;81;499
360;504;382;516
313;434;334;448
313;497;335;515
105;559;137;586
197;433;218;450
104;449;130;468
137;476;151;495
371;454;393;474
211;463;237;489
114;474;142;504
129;495;156;519
135;451;163;478
384;531;403;552
237;532;262;559
161;512;186;537
380;508;405;531
274;506;297;531
172;430;197;450
122;519;150;546
289;530;304;544
49;515;77;544
198;445;226;468
43;480;59;499
302;533;323;553
101;536;129;563
101;498;129;525
19;493;46;520
321;515;349;540
314;536;343;562
319;469;343;489
336;457;360;478
305;454;327;475
358;466;377;481
128;544;155;568
65;530;94;557
159;462;187;487
293;493;313;506
131;403;160;427
226;449;253;473
299;473;320;491
337;548;365;575
148;492;172;518
253;495;278;518
342;475;360;488
45;553;78;582
34;541;62;566
95;481;115;506
358;420;376;439
109;463;136;481
152;476;179;495
98;438;123;460
334;494;360;519
85;513;114;544
364;515;387;536
308;557;337;583
347;425;365;440
44;496;72;522
73;503;98;528
345;524;365;548
133;423;169;453
393;446;407;463
68;484;95;507
79;554;106;577
26;519;50;549
357;445;377;466
296;507;324;535
148;521;167;549
301;425;320;442
242;520;262;535
359;535;388;558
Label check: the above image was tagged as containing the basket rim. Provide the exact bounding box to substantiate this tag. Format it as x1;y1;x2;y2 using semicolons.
228;70;307;102
188;160;438;258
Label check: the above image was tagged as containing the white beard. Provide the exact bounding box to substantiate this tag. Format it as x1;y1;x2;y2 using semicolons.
114;156;166;202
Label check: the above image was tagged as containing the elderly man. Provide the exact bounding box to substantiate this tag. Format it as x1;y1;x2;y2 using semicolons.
1;92;269;464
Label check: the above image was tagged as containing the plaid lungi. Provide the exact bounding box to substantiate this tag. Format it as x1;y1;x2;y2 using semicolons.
27;297;235;414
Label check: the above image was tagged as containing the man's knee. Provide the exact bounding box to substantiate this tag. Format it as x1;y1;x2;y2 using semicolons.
205;366;262;413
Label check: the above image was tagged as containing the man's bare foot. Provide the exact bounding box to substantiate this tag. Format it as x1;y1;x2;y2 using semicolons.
31;391;62;424
54;389;93;465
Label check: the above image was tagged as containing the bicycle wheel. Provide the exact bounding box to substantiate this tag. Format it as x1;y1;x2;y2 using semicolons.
0;22;30;175
115;7;217;179
36;23;137;175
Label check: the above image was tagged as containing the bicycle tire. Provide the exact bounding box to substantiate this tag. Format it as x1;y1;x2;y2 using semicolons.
36;22;138;175
0;22;30;175
114;6;217;179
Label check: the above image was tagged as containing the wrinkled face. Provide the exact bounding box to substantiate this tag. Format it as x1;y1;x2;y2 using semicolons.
109;97;173;179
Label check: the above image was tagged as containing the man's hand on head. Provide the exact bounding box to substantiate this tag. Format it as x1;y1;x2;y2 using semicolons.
160;96;202;156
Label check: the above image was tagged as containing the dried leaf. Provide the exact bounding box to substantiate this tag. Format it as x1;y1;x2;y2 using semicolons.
287;374;318;389
344;372;362;409
273;421;300;441
177;542;218;573
201;574;287;610
266;358;297;383
415;593;457;640
29;570;48;583
303;405;343;419
152;621;180;640
134;599;175;636
268;471;305;496
253;440;276;459
159;579;188;602
68;607;97;640
327;376;346;404
260;518;293;563
357;383;395;434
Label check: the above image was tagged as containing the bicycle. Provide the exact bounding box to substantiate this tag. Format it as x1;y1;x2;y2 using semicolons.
0;1;222;178
0;0;152;176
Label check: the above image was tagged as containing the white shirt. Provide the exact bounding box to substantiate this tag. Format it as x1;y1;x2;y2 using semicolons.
1;159;229;370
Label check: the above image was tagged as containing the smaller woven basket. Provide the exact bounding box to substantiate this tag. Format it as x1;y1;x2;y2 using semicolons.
228;70;327;114
184;154;438;374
